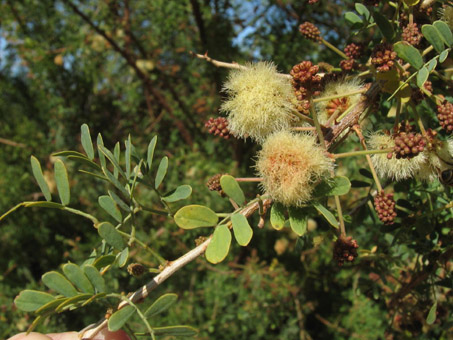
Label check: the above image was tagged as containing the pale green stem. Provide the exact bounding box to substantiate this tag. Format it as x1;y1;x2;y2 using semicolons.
310;100;345;235
292;109;315;125
64;207;99;224
312;88;367;103
410;103;428;137
333;148;393;159
322;38;348;59
0;203;25;222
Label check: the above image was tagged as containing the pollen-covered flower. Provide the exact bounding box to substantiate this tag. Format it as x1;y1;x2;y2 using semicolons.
416;138;453;182
367;131;426;181
255;131;333;207
315;78;363;124
221;62;295;142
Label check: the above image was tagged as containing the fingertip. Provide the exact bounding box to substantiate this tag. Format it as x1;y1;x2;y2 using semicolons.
93;329;131;340
7;332;52;340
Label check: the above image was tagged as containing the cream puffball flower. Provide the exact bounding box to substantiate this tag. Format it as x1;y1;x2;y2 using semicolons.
368;131;426;181
221;62;295;142
416;138;453;182
315;78;363;125
255;131;333;207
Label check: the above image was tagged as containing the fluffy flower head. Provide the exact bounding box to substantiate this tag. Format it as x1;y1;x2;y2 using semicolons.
256;131;333;207
221;62;295;142
416;138;453;182
368;131;426;181
315;78;363;125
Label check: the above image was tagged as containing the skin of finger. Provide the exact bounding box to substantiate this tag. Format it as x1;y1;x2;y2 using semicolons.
7;332;52;340
89;329;131;340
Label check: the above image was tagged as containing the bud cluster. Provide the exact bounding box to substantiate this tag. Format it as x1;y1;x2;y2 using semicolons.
127;263;146;277
371;43;397;72
298;22;322;42
393;131;426;159
333;236;359;266
290;61;322;113
402;23;422;46
205;117;230;139
206;173;225;195
374;191;397;225
344;43;362;59
437;100;453;133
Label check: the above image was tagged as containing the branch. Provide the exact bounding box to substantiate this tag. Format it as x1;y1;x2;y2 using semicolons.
0;137;27;148
79;198;270;339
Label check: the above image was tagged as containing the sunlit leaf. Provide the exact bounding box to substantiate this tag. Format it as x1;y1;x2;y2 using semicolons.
439;49;449;63
416;66;429;88
99;195;122;222
426;301;437;325
147;136;157;170
155;156;168;189
81;124;94;160
54;159;70;206
62;263;94;294
108;190;130;212
83;265;106;293
270;203;286;230
30;156;52;201
174;205;218;229
433;20;453;46
116;247;129;267
98;145;126;179
288;207;308;236
205;225;231;264
97;134;106;168
14;290;55;312
42;271;78;297
55;293;91;312
153;326;198;337
231;213;253;246
313;202;339;229
162;185;192;203
220;175;246;206
35;297;67;315
393;42;423;69
422;24;445;52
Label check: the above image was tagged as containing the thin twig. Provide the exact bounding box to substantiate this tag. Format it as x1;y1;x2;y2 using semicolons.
0;137;27;148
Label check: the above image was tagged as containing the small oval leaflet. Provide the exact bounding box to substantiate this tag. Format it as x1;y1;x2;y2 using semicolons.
174;205;218;229
108;305;136;332
145;293;178;318
270;203;286;230
54;159;70;206
93;254;116;270
433;20;453;47
416;66;429;88
422;24;445;53
42;271;78;297
205;224;232;264
231;213;253;246
55;293;91;313
83;265;106;293
81;124;95;160
35;297;67;315
426;301;437;325
288;207;308;237
62;263;94;294
313;202;339;229
147;136;157;170
30;156;52;201
97;222;125;250
116;247;129;267
155;156;168;189
393;41;423;70
162;185;192;203
153;326;198;337
220;175;246;205
99;195;122;222
14;290;55;312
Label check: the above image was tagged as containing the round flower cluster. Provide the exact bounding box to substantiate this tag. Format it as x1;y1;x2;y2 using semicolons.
374;191;397;225
221;62;296;142
255;131;333;207
298;22;322;42
371;43;397;72
437;100;453;133
205;117;230;139
333;236;359;266
402;23;422;46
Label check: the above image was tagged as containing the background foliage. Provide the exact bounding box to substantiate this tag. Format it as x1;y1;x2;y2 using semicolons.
1;0;452;339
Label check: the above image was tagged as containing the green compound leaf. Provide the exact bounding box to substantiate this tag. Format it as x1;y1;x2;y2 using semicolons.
108;305;136;332
30;156;52;201
155;156;168;189
162;185;192;203
54;159;70;206
14;290;55;312
93;255;116;270
231;213;253;246
174;205;218;229
313;202;339;229
153;326;198;337
422;24;445;52
416;66;429;88
83;265;106;293
220;175;246;206
97;222;125;250
426;301;437;325
393;41;423;70
205;225;232;264
98;195;122;223
145;293;178;318
147;136;157;170
288;207;308;236
62;263;94;294
433;20;453;46
55;293;91;312
42;271;78;297
270;203;286;230
372;11;394;41
81;124;94;160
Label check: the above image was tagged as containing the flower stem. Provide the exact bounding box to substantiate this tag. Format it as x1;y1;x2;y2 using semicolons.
321;38;348;59
312;88;367;103
333;148;393;159
235;177;263;182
